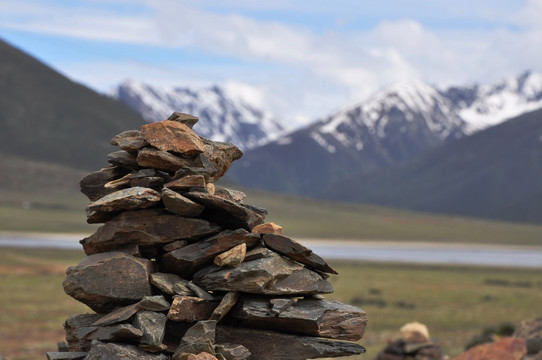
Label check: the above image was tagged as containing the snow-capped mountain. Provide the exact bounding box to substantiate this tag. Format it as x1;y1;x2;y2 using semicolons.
442;71;542;134
111;80;286;150
229;71;542;195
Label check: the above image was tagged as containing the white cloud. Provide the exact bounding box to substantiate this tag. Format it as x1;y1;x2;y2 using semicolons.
2;0;542;128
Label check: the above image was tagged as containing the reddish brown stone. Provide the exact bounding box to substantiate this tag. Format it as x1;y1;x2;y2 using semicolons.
85;187;161;223
165;175;206;190
104;173;132;190
137;148;194;173
453;338;526;360
141;120;205;156
214;243;246;267
111;129;147;152
167;296;218;322
209;292;239;322
81;209;221;255
186;353;218;360
262;234;338;275
62;252;153;313
161;229;260;276
252;222;283;235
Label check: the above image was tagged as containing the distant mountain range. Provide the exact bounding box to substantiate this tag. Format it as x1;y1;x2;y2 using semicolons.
0;38;145;170
112;80;285;150
227;71;542;223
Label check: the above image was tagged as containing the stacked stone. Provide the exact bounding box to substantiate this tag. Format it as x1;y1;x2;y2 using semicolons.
49;113;367;360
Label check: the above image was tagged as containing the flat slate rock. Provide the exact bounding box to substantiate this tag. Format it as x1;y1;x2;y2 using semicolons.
165;175;206;190
64;314;102;352
81;209;221;255
85;187;161;223
92;303;141;327
167;296;218;322
46;352;88;360
107;150;139;169
141;120;205;156
262;234;338;274
233;296;368;341
184;192;265;230
162;188;205;217
111;129;147;152
139;295;171;311
84;341;169;360
214;243;246;267
137;147;194;173
80;324;143;342
63;252;152;313
80;166;128;201
150;272;193;296
168;112;199;128
215;326;366;360
215;343;251;360
193;251;333;296
161;229;260;276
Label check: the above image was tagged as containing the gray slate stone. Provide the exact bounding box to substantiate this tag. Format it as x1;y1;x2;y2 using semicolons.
134;311;167;346
84;341;169;360
162;188;205;217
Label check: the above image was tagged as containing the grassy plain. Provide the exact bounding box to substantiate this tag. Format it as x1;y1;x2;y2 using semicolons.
1;247;541;360
2;188;542;245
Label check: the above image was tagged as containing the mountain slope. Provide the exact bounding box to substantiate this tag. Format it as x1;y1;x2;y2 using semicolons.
322;107;542;223
112;80;285;150
0;38;145;170
229;80;466;194
443;71;542;133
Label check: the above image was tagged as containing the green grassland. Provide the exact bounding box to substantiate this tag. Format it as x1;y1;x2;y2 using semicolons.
2;187;542;245
1;247;541;360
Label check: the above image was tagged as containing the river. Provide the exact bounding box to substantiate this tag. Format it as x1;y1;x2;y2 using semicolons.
1;233;541;268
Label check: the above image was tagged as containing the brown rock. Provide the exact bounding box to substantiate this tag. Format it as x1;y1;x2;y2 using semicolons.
184;192;265;230
137;147;194;173
161;229;260;276
174;154;218;181
162;240;190;252
209;292;239;322
104;173;132;190
46;352;88;360
85;187;161;223
214;343;251;360
252;222;283;235
162;188;205;217
244;246;272;261
168;112;199;128
139;295;171;311
111;129;147;152
214;186;246;203
215;326;366;360
187;282;215;301
186;353;218;360
150;272;193;296
233;297;367;341
80;324;143;341
81;209;221;255
214;243;246;267
193;251;333;296
176;320;217;356
80;166;128;201
262;234;338;274
92;303;141;327
453;337;526;360
108;150;139;169
200;137;243;182
167;296;218;322
141;120;205;156
165;175;206;190
64;314;102;352
84;341;169;360
63;252;153;312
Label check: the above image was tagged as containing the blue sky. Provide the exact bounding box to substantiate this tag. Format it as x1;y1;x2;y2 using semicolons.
1;0;541;127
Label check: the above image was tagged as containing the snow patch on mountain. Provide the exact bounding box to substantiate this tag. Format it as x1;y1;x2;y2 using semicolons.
111;80;285;150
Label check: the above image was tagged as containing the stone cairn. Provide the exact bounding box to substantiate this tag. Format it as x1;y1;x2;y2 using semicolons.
375;322;442;360
48;112;368;360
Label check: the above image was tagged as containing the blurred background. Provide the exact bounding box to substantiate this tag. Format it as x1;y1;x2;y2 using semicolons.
1;1;542;359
